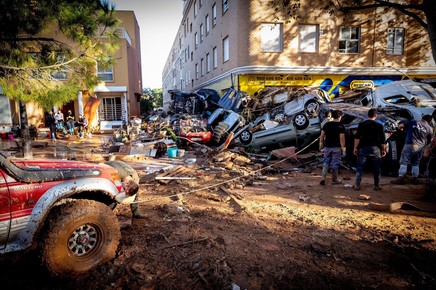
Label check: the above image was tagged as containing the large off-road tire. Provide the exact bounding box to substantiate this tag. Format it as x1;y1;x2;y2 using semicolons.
293;113;309;130
41;199;120;276
213;122;229;143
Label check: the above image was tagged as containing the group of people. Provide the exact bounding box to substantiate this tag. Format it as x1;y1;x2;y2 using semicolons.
319;108;434;192
46;109;89;141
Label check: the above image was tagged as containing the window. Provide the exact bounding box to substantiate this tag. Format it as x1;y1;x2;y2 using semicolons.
339;26;360;54
190;22;192;33
299;24;318;53
223;0;229;13
97;62;114;81
194;1;197;17
213;46;218;68
206;52;210;72
50;53;68;80
184;48;187;62
200;23;204;42
223;36;229;62
387;28;404;55
260;23;283;52
187;45;190;60
51;69;67;80
205;14;210;35
195;63;199;80
195;32;198;48
201;58;204;76
99;97;122;121
212;3;217;26
199;0;202;8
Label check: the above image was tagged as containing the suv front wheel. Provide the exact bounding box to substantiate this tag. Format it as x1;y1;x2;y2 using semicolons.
41;199;121;276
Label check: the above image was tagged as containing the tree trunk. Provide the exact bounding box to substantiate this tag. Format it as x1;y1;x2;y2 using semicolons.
19;101;33;159
424;0;436;63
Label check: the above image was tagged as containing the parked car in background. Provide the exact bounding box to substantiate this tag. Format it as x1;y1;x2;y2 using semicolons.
319;103;414;175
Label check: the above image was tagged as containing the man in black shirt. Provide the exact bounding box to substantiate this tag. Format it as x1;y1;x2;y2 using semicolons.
319;110;346;185
353;108;386;191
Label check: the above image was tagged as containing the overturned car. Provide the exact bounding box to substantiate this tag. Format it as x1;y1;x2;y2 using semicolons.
332;80;436;121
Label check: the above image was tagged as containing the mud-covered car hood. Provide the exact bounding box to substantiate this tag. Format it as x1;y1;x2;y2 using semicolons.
0;153;104;183
10;158;102;170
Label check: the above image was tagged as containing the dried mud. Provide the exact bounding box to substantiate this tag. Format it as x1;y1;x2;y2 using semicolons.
1;138;436;290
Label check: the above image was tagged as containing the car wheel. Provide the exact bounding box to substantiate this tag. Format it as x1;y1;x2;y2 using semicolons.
213;122;229;143
41;200;120;276
239;130;253;145
293;113;309;130
304;100;319;115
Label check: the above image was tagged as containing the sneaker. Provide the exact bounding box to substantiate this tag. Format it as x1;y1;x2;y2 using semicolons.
391;176;405;185
374;186;382;191
320;180;326;186
353;185;361;191
412;177;419;185
332;179;342;185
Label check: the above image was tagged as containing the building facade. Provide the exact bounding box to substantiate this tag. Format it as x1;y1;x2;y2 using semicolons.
162;0;436;108
5;10;142;132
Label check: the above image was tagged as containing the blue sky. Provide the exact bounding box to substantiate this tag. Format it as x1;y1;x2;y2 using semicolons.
110;0;184;89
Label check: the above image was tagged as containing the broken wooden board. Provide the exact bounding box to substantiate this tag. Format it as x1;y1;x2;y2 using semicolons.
155;165;196;184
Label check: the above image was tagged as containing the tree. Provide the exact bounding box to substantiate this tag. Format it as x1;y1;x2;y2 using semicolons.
0;0;119;157
142;87;163;110
268;0;436;62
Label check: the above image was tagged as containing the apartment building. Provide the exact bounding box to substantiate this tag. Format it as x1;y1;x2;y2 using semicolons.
162;0;435;107
6;10;142;131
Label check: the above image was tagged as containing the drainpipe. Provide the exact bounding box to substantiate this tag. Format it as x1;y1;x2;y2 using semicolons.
78;91;84;115
123;92;129;135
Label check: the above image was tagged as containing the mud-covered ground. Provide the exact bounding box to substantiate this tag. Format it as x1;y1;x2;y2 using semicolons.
1;137;436;290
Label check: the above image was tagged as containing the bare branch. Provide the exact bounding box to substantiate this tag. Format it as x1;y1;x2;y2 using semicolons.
340;1;427;30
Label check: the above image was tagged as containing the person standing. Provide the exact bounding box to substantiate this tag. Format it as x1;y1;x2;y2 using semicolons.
46;111;57;142
105;160;146;219
319;110;346;185
66;110;75;135
353;108;386;191
54;110;64;128
320;110;333;129
392;115;433;184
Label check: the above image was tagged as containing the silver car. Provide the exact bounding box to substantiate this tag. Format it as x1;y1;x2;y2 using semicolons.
236;113;321;150
357;80;436;120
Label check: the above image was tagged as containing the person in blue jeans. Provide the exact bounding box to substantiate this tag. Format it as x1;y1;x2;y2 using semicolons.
319;109;346;185
392;115;433;184
66;110;75;135
353;109;386;191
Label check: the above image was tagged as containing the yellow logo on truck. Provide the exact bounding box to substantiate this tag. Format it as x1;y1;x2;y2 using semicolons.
350;80;374;89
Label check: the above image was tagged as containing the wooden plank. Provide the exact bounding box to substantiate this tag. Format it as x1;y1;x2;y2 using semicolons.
155;176;197;180
156;165;195;184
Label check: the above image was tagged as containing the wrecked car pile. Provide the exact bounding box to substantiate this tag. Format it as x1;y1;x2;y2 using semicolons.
102;81;435;178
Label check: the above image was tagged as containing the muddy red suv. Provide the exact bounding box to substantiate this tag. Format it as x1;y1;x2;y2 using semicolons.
0;153;135;276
